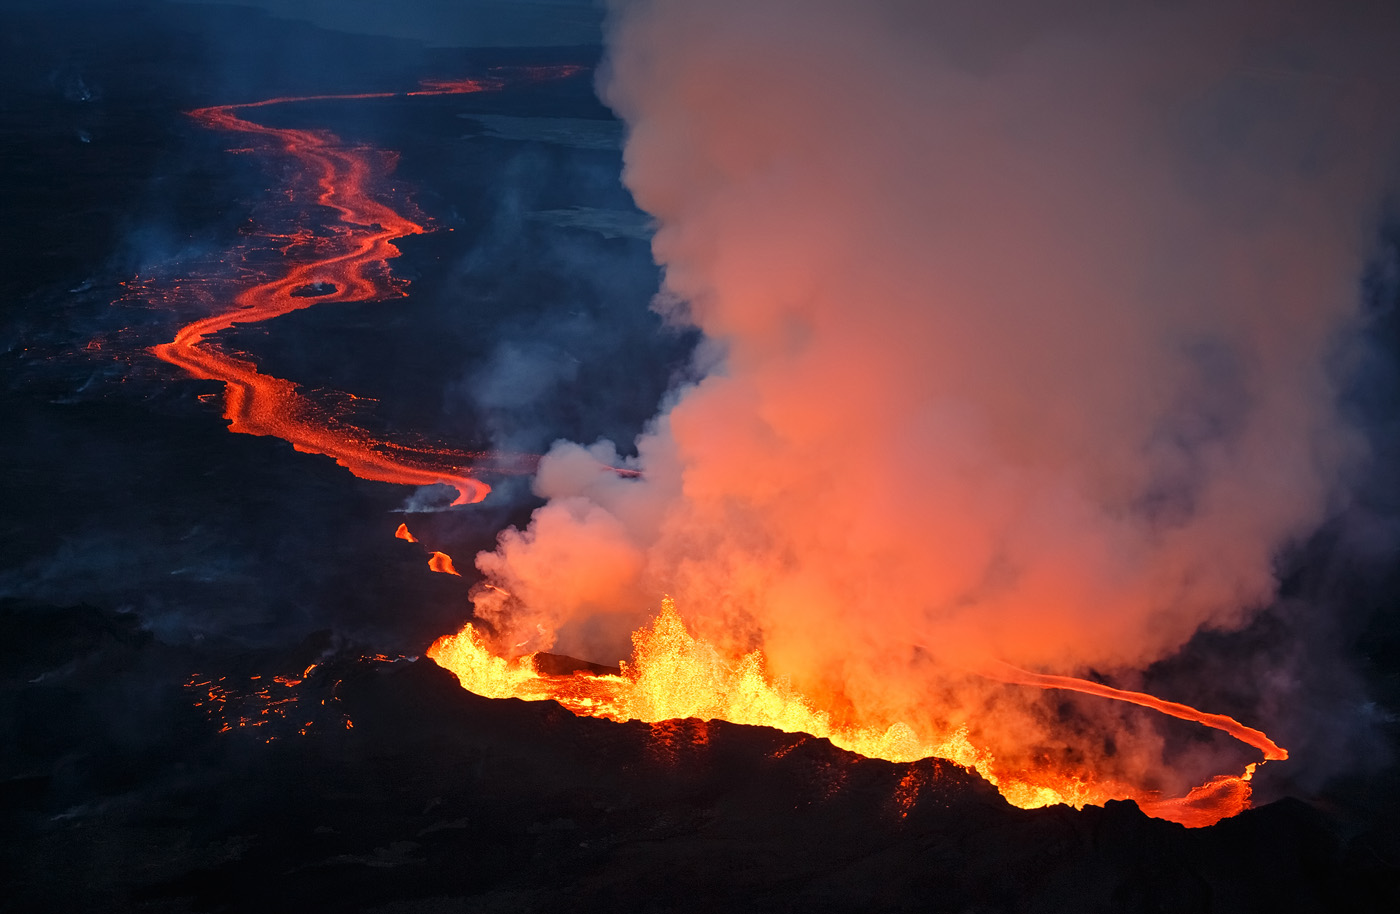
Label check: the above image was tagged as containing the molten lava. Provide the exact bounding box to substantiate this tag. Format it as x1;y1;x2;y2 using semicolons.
149;67;585;504
186;666;352;741
151;90;484;503
428;552;461;576
429;598;1285;827
977;661;1288;763
151;65;1285;829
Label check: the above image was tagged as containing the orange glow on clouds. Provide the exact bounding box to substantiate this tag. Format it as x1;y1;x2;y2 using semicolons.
442;0;1400;828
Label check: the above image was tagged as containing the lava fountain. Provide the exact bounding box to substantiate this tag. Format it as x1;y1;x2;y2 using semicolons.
430;0;1400;830
139;2;1400;833
430;595;1283;827
163;61;1287;823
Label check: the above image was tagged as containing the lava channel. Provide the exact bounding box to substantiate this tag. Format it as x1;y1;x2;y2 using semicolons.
150;68;582;504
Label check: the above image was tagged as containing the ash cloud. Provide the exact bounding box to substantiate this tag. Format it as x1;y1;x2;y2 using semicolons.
470;0;1400;791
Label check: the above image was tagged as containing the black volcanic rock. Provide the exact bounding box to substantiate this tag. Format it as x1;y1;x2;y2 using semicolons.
531;652;621;677
290;282;337;298
2;5;1399;913
3;607;1396;913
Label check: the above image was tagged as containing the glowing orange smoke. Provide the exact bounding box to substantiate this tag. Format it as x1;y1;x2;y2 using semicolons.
430;597;1284;827
428;552;461;576
151;60;1288;830
395;523;418;543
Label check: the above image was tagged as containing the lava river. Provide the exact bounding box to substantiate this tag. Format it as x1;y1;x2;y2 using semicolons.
149;73;584;504
148;67;1287;830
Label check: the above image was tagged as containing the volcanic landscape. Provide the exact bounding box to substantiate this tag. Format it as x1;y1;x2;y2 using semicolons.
3;2;1400;912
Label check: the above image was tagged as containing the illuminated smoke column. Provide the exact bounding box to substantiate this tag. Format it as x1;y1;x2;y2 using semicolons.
469;0;1400;792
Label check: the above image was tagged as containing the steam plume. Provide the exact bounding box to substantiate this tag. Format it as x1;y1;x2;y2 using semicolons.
469;0;1400;783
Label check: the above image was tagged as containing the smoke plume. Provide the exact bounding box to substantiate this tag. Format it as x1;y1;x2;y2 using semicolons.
469;0;1400;784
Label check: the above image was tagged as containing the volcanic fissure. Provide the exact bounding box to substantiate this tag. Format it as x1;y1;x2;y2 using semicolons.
144;52;1305;830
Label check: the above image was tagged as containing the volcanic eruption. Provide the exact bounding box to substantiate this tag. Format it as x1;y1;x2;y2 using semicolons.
145;74;597;507
126;0;1400;834
10;2;1400;909
428;0;1400;826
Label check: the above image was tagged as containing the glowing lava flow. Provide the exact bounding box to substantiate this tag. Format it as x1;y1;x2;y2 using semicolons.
150;68;581;504
428;552;461;576
977;661;1288;762
154;68;1285;829
430;597;1286;827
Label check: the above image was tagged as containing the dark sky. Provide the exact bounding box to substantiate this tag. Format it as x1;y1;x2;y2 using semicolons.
178;0;605;46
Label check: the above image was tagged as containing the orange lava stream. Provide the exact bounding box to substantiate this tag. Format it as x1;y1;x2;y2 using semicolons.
977;661;1288;762
153;68;1282;829
149;67;586;504
428;552;461;576
151;89;487;503
429;597;1285;827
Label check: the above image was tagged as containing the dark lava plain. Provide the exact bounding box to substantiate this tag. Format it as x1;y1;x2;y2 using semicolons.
3;3;1399;912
